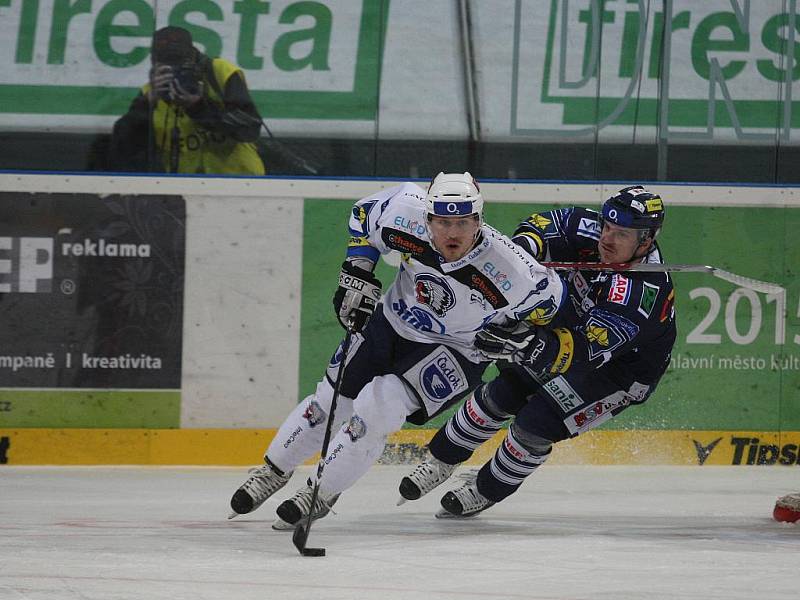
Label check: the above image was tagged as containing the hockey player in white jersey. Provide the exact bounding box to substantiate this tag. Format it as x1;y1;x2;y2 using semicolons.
228;172;566;528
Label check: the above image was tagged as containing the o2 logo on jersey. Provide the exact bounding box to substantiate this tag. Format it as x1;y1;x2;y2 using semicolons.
415;273;456;317
420;351;467;401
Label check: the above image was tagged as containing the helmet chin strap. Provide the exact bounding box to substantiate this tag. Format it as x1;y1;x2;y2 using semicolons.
621;235;655;264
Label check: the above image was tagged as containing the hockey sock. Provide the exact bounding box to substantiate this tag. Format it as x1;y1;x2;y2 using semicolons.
429;384;509;464
477;426;551;502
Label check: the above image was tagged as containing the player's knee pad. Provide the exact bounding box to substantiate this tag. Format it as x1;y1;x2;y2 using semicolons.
301;378;354;429
476;381;514;421
346;375;417;445
482;369;531;417
509;421;553;456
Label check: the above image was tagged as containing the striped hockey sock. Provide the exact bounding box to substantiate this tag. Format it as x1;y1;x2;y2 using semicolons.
478;427;550;502
429;386;508;463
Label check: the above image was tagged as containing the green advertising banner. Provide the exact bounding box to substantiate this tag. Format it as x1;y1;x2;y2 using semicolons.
0;0;387;120
299;198;800;432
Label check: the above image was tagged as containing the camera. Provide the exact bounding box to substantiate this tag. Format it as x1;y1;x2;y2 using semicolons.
173;64;202;96
154;64;202;101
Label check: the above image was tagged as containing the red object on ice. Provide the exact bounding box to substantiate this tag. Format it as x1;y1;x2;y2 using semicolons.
773;493;800;523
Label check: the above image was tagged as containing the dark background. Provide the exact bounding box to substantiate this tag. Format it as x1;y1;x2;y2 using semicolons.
2;131;798;183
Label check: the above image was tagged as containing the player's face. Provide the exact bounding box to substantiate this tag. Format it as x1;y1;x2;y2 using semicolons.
428;214;481;262
599;221;652;263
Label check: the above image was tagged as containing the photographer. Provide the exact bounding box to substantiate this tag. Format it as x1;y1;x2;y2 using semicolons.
108;26;265;175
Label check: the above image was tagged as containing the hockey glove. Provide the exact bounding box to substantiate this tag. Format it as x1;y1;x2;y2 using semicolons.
475;322;575;375
332;260;382;332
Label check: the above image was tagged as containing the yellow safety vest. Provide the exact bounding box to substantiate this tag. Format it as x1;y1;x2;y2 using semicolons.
144;58;265;175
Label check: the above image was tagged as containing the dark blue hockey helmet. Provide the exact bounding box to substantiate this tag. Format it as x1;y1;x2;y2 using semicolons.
600;186;665;239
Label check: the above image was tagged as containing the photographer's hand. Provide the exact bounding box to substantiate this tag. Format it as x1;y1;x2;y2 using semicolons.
149;64;174;103
170;78;203;108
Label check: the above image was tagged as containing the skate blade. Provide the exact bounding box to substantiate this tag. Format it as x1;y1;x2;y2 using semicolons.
396;496;408;506
271;517;296;531
227;511;240;520
434;508;481;519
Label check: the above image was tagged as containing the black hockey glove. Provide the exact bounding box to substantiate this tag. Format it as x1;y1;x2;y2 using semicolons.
475;321;575;375
332;261;382;332
475;321;543;363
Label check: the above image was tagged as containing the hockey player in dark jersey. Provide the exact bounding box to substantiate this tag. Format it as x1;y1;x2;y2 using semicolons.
397;185;677;518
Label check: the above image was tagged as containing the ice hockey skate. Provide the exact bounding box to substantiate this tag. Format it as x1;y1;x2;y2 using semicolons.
228;459;292;519
436;471;495;518
272;479;340;530
397;455;458;505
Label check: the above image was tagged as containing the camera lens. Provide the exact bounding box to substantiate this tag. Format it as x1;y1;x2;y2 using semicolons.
175;66;200;95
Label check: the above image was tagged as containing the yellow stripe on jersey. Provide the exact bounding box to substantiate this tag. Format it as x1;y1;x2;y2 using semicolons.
549;327;574;374
516;231;543;257
348;236;372;248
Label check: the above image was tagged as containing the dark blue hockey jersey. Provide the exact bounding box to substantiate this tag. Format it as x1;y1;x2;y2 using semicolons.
513;207;676;388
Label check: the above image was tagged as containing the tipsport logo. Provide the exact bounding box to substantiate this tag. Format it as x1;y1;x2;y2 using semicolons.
513;0;799;140
691;435;800;466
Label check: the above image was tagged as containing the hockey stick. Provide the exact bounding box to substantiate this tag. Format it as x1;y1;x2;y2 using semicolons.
292;327;354;557
541;261;785;295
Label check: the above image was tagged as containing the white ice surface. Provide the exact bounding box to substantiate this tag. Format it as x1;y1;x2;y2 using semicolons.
1;465;797;600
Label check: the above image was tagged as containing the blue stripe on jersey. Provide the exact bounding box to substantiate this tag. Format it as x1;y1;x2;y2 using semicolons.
346;245;381;262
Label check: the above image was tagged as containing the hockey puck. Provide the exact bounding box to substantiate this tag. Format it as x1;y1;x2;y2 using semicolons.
773;494;800;523
301;548;326;557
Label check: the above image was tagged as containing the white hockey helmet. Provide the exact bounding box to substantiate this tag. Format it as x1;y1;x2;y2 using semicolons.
425;172;484;221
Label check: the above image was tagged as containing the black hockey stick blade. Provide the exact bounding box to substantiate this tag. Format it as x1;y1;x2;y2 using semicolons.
292;522;325;557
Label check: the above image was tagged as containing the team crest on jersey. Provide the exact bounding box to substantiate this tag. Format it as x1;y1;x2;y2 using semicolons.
528;214;552;231
344;414;367;442
415;273;456;317
584;309;640;362
303;400;326;428
419;351;467;401
607;274;631;305
520;295;559;325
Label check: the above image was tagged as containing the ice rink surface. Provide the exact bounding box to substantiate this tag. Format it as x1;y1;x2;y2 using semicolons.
1;465;797;600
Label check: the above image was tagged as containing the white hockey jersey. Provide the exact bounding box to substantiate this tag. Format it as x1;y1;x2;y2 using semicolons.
346;182;566;363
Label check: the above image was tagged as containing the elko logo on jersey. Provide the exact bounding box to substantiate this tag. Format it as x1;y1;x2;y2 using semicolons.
394;216;427;236
419;351;467;401
482;262;512;291
415;273;456;317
